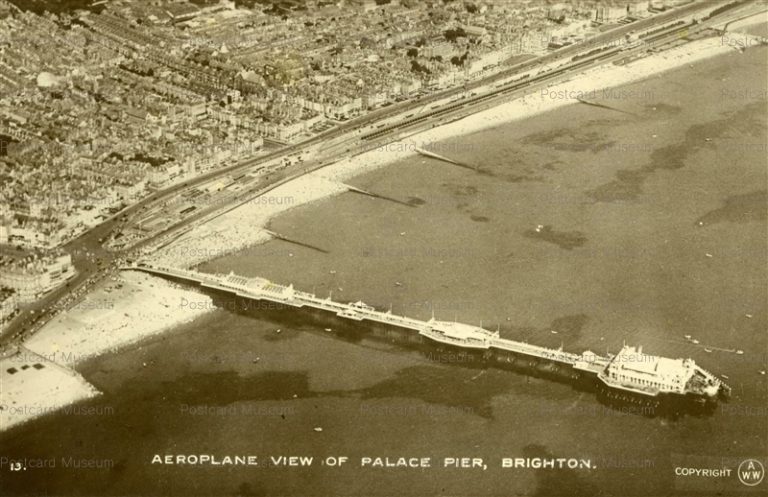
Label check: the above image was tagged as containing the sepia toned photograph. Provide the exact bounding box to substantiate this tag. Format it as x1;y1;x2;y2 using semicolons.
0;0;766;495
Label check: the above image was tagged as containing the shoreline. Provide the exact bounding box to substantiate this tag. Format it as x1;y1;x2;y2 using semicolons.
0;34;752;433
0;271;215;432
150;35;743;270
0;347;100;432
21;271;215;368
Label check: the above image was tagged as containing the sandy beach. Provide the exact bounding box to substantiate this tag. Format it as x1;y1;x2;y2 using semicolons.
0;271;215;431
0;347;100;431
23;271;214;368
151;35;740;269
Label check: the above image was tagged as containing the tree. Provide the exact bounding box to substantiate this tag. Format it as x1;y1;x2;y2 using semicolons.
444;27;467;42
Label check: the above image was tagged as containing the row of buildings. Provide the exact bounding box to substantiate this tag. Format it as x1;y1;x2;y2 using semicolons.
0;250;76;332
1;0;677;251
0;286;18;333
0;251;76;333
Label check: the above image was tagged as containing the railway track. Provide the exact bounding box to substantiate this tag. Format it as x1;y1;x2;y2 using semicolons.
359;20;710;143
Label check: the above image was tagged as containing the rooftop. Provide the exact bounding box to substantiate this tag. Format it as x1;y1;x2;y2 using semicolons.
612;345;691;378
430;320;497;340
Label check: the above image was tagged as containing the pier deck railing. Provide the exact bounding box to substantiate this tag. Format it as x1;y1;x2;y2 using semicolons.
123;263;605;367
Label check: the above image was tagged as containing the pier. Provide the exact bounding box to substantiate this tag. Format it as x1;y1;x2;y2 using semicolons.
121;263;728;401
123;263;609;374
264;230;329;254
415;147;479;172
343;184;415;207
575;97;639;116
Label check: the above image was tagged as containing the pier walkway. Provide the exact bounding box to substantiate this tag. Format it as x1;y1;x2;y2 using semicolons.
123;263;610;372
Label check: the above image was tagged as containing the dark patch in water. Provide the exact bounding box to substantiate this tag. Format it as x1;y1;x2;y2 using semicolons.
498;172;544;183
443;182;479;197
524;444;598;497
463;146;547;182
107;370;312;405
444;182;490;220
587;102;767;202
586;118;623;127
354;365;513;419
585;177;643;202
695;190;767;226
406;196;426;206
474;166;497;177
235;482;268;497
521;127;616;153
470;215;490;223
523;225;588;250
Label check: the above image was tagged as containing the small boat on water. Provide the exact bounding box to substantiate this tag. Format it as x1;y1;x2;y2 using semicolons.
550;330;558;334
736;350;744;355
704;348;712;353
692;339;700;344
684;334;692;340
324;328;332;332
722;374;729;379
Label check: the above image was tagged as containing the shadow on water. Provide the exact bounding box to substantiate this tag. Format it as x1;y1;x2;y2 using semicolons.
346;187;417;208
233;482;268;497
695;190;767;226
352;365;513;419
524;444;598;497
142;370;311;405
265;230;329;254
577;97;639;117
193;286;720;421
